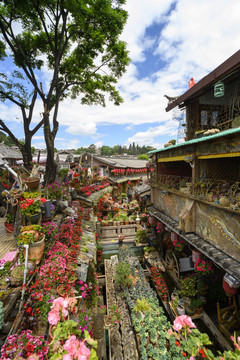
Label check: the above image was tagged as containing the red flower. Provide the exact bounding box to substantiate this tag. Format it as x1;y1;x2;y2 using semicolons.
40;197;46;203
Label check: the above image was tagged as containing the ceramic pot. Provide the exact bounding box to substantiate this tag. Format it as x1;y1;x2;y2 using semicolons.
26;212;41;224
192;250;202;263
43;199;52;218
161;294;168;302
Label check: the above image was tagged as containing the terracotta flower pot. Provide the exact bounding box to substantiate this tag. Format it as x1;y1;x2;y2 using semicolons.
57;284;74;297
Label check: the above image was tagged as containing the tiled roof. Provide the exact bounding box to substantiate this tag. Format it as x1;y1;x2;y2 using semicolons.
93;155;148;168
133;184;151;196
149;127;240;155
0;144;22;159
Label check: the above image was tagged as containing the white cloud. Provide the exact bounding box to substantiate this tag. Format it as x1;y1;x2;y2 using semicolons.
2;0;240;148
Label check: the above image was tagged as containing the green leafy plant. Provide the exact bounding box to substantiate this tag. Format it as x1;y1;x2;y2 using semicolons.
21;225;42;233
135;229;148;244
133;298;152;313
5;213;13;224
179;275;197;298
191;298;203;309
115;261;132;289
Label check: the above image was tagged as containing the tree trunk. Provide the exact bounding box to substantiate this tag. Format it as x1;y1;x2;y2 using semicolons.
45;144;57;183
43;111;57;183
22;138;33;170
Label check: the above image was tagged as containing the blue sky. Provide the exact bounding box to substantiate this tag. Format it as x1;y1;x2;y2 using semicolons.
1;0;240;150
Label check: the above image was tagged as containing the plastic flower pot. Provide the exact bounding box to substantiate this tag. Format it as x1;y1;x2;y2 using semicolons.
177;304;185;315
4;222;14;233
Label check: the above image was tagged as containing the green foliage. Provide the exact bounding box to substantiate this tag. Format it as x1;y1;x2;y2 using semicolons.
51;320;82;342
0;131;14;146
135;229;148;244
133;298;152;313
179;275;197;298
181;329;212;357
0;0;130;179
191;298;203;308
115;261;132;289
59;168;69;179
137;154;149;160
6;213;13;224
17;232;36;245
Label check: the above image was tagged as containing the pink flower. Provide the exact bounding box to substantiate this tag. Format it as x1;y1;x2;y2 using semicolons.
64;335;79;356
63;355;72;360
51;297;69;317
173;315;196;332
48;309;60;325
78;341;91;359
188;357;195;360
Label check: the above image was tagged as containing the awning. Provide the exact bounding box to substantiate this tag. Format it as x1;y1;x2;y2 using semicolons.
133;184;151;197
110;176;143;184
198;152;240;159
158;154;193;162
148;206;240;281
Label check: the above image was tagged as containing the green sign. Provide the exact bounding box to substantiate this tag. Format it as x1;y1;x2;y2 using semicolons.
214;80;224;97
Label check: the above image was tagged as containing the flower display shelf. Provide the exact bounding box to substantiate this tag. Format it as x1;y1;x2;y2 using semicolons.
169;301;202;320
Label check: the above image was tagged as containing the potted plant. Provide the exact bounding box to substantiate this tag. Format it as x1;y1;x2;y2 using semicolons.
10;264;26;286
185;301;196;316
24;176;40;190
1;330;49;359
17;227;45;265
4;213;14;233
20;197;47;224
179;275;197;300
191;298;203;314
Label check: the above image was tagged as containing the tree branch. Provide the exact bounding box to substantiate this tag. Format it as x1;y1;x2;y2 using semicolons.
0;119;24;150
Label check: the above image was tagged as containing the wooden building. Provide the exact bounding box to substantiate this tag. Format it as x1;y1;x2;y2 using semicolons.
148;50;240;286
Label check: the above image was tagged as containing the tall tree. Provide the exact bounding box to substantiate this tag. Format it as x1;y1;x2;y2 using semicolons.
101;145;112;156
0;0;130;181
